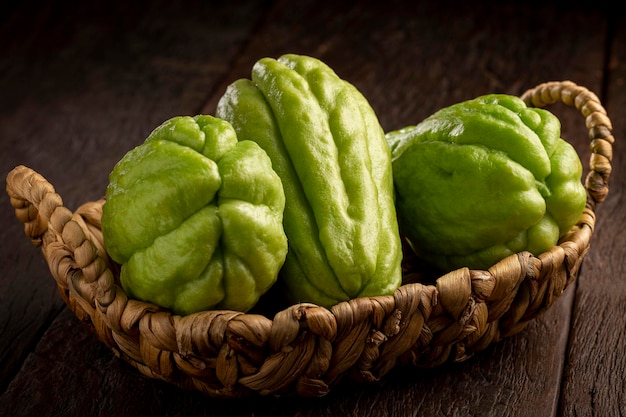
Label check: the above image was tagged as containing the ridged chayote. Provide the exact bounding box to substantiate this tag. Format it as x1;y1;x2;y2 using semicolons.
102;115;288;315
216;54;403;307
386;94;587;272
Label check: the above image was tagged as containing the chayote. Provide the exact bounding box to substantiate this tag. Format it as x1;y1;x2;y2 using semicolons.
216;54;403;307
386;94;587;272
101;115;288;315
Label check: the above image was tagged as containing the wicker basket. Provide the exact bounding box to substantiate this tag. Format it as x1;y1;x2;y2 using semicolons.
5;81;613;398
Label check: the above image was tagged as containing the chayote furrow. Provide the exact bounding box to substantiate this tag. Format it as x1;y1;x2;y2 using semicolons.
217;54;402;307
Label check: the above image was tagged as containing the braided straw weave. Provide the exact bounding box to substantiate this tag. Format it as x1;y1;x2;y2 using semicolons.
5;81;613;398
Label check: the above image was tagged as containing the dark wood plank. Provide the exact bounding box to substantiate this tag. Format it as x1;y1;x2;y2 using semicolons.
0;0;268;393
0;1;620;416
202;0;608;130
559;10;626;416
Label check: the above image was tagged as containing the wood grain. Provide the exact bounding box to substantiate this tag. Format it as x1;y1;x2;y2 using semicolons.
559;11;626;416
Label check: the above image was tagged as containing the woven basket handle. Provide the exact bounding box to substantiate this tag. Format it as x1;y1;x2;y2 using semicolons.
5;165;72;246
520;81;613;206
6;165;116;317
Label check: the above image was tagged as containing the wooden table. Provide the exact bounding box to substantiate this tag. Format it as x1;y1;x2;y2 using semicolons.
1;1;624;416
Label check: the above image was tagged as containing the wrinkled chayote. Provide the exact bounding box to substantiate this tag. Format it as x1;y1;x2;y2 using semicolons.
387;94;587;272
101;115;288;315
216;54;403;307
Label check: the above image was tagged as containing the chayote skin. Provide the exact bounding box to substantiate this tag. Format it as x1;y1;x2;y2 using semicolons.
386;94;587;272
101;115;288;315
216;54;403;307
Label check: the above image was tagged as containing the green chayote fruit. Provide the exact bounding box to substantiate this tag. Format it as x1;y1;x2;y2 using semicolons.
101;115;288;315
216;54;402;308
387;94;587;272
